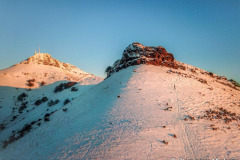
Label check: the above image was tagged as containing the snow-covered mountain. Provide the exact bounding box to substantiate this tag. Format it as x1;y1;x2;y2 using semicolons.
0;52;102;88
0;43;240;159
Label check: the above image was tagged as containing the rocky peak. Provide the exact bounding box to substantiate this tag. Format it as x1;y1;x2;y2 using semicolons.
106;42;184;77
21;53;54;64
20;53;85;73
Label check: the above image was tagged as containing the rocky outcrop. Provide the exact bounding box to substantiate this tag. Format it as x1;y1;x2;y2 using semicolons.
106;42;183;77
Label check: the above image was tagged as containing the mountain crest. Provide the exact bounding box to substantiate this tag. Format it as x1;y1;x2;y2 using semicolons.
0;52;103;88
20;53;84;73
106;42;185;77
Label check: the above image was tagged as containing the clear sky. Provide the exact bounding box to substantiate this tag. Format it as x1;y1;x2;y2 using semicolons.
0;0;239;82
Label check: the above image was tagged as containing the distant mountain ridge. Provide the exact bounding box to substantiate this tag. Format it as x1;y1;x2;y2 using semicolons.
0;52;103;88
20;53;86;73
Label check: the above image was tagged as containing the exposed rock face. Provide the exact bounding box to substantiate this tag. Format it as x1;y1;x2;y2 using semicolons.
106;42;182;77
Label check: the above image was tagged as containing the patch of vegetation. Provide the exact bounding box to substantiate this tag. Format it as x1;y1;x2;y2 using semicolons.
208;72;214;77
229;79;240;88
62;108;68;112
2;123;33;149
44;111;56;122
0;124;5;130
162;140;168;145
64;99;70;105
26;79;35;87
190;68;196;73
54;82;77;93
71;87;78;92
47;99;60;107
17;93;28;101
35;97;49;106
34;99;42;106
42;96;48;102
200;108;240;123
11;115;18;121
40;81;46;86
18;102;28;114
105;66;113;77
44;117;50;122
216;80;240;91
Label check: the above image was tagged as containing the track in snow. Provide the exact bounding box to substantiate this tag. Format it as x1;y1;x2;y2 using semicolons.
173;79;199;159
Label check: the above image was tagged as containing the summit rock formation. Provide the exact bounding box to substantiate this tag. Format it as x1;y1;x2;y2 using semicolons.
106;42;186;77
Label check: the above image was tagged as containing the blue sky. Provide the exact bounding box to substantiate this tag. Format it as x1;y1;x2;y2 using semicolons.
0;0;239;82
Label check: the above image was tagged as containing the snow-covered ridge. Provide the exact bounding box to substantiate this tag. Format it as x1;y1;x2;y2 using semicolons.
1;64;240;159
0;53;103;88
1;45;240;159
106;42;239;89
20;53;86;73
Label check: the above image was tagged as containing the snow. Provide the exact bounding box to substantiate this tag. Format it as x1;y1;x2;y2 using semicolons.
0;64;240;159
0;53;103;88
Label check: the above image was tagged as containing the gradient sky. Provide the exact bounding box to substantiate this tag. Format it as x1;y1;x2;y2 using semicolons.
0;0;239;82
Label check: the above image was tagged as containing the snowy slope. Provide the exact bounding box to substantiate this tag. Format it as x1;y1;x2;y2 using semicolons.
0;77;102;144
1;64;240;159
0;53;102;88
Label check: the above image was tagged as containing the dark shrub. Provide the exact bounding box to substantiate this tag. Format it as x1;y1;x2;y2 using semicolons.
208;72;214;77
31;121;36;125
62;108;68;112
47;99;60;107
229;79;240;87
44;117;50;122
42;97;48;102
71;87;78;92
12;115;17;121
2;135;17;149
54;82;77;93
44;113;50;117
35;99;42;106
18;124;32;137
26;79;35;87
18;102;28;113
27;82;34;87
190;68;196;73
44;113;51;122
54;83;64;93
17;93;28;101
65;82;77;88
40;81;46;86
27;79;35;82
64;99;70;105
0;124;5;130
105;66;113;77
